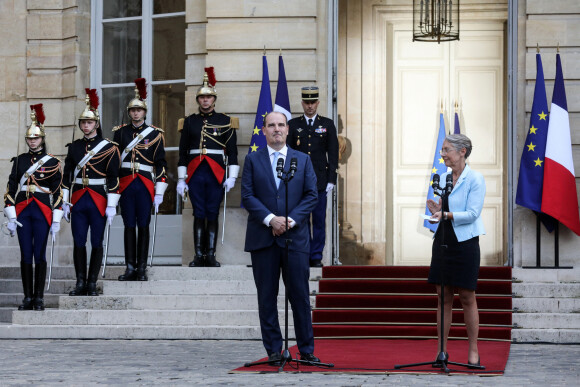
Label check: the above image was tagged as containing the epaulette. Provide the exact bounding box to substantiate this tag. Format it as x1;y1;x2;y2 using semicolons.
48;154;62;163
229;116;239;130
150;124;164;133
106;138;119;146
178;117;185;132
112;123;127;132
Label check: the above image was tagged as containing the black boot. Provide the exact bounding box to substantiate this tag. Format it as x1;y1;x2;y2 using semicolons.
205;218;221;267
189;217;205;267
136;226;149;281
33;261;47;311
86;247;103;296
18;262;34;310
69;246;87;296
118;227;137;281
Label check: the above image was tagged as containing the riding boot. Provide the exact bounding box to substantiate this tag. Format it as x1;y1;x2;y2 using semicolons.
18;262;34;310
136;226;149;281
205;218;221;267
118;227;137;281
33;261;47;311
69;246;87;296
189;217;205;267
86;247;103;296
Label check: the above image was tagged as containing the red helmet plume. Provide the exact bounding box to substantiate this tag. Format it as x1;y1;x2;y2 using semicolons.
134;78;147;100
204;67;216;86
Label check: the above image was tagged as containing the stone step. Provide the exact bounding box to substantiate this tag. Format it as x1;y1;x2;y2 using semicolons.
512;267;580;283
511;328;580;343
59;294;317;310
513;313;580;329
103;280;319;296
513;297;580;313
0;279;97;295
0;307;13;323
11;309;295;327
0;325;271;340
0;294;60;308
0;266;126;280
512;283;580;298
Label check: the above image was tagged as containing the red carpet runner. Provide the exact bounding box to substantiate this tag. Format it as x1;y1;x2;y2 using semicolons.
233;266;512;374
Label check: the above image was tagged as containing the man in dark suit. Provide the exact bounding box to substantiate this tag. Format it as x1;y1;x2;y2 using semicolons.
287;86;339;267
242;111;320;365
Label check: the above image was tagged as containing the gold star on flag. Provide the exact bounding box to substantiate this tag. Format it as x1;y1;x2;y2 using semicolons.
438;157;444;164
538;111;547;121
527;142;536;152
431;167;437;174
534;157;543;167
529;125;538;134
253;126;260;135
250;144;259;152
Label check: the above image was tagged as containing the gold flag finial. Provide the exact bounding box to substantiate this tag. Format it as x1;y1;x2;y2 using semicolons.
440;99;443;113
536;43;539;53
455;100;459;112
557;42;560;53
263;46;266;56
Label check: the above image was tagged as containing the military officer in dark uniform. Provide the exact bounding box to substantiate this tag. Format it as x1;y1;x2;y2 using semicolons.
62;89;120;296
177;69;239;267
114;78;168;281
287;86;339;267
3;104;63;311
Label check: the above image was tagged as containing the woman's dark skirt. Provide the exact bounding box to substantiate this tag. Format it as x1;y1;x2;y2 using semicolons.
427;221;480;291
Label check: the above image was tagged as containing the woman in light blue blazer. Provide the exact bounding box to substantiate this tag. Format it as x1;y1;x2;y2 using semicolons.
427;134;486;367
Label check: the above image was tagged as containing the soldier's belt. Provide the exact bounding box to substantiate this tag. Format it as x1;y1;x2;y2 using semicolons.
189;149;224;156
121;162;153;173
20;185;49;193
74;178;106;186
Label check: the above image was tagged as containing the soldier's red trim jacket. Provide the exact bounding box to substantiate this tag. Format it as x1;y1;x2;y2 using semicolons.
178;110;238;183
4;149;63;225
62;135;120;216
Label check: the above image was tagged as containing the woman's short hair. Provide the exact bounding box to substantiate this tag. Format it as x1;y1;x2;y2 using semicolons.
445;134;472;159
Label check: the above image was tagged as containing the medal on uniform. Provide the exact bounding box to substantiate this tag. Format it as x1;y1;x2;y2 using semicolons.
297;137;301;146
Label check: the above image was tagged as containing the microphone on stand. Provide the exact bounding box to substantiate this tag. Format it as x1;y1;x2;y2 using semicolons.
276;158;284;178
432;174;440;191
445;174;453;195
289;158;297;178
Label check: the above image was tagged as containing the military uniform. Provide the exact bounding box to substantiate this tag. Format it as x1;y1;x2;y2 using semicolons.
177;70;239;267
62;130;120;296
3;104;63;311
287;87;339;265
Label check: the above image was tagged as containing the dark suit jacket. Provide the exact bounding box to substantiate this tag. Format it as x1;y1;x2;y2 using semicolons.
242;147;318;254
287;115;338;191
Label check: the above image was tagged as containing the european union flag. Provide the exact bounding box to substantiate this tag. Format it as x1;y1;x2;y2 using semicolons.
515;53;554;231
248;55;272;153
424;112;448;232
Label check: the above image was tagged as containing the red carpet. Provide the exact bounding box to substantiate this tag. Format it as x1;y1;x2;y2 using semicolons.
232;339;510;375
313;266;512;341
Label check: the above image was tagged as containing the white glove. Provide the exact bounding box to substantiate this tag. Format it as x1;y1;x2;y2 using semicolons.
153;194;163;213
326;183;335;196
6;219;17;237
177;179;188;197
105;206;116;225
50;222;60;241
223;177;236;193
62;203;71;222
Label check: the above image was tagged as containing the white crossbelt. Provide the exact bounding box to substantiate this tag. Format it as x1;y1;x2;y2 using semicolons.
121;161;153;173
189;149;224;156
20;185;49;192
74;178;106;186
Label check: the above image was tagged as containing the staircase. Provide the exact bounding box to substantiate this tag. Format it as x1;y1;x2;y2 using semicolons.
0;265;320;339
512;267;580;343
312;266;513;341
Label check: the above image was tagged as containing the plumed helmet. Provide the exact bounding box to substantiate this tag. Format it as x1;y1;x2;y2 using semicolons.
79;88;100;121
25;104;46;138
196;67;217;99
126;78;148;113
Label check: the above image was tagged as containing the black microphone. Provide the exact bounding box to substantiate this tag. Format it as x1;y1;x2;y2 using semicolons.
289;158;297;178
445;174;453;194
432;174;440;190
276;157;284;178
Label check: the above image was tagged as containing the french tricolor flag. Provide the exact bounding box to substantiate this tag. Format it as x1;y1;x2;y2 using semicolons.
541;53;580;236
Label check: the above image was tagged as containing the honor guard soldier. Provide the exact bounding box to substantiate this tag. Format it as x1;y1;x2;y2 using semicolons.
3;104;64;311
114;78;168;281
177;68;239;267
62;89;121;296
287;86;339;267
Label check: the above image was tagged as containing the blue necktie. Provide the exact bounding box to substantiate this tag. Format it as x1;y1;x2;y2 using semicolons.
272;151;281;188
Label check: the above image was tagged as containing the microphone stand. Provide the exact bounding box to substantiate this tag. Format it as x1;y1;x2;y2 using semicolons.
245;158;333;371
394;177;484;373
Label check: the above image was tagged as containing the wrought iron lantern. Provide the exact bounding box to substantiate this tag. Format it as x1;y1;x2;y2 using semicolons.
413;0;460;43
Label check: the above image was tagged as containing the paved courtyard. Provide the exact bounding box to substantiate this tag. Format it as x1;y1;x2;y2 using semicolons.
0;339;578;385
